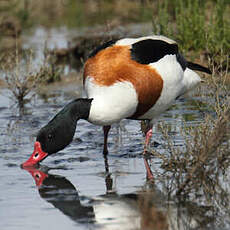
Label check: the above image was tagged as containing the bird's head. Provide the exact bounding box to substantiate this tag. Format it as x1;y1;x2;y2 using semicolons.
21;98;93;168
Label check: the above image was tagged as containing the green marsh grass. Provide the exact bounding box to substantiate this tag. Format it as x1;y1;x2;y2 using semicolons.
153;0;230;64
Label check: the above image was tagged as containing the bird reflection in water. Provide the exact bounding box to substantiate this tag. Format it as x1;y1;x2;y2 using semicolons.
25;167;94;223
22;156;213;230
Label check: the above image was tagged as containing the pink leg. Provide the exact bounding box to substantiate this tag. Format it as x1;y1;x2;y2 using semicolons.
144;128;153;153
103;125;111;155
144;158;154;181
143;127;154;181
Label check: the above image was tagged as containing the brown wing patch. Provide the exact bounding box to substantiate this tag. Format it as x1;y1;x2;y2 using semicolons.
83;45;163;118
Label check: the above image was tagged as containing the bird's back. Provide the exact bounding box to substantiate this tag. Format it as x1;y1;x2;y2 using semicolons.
83;36;203;125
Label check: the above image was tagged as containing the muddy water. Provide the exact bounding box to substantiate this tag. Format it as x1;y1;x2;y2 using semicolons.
0;27;227;230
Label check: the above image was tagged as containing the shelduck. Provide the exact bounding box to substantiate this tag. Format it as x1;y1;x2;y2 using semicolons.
21;35;211;179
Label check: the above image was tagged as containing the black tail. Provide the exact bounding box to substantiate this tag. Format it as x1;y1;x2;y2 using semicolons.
187;61;212;74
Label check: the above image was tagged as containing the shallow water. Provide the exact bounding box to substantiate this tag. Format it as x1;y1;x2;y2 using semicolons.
0;85;213;230
0;26;229;230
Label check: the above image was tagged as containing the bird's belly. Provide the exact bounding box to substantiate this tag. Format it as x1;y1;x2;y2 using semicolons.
86;78;138;126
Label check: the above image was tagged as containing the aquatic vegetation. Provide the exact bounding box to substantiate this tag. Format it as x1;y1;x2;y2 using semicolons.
148;61;230;228
0;46;63;111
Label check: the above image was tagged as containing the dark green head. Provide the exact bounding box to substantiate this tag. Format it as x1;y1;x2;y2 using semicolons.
22;98;93;167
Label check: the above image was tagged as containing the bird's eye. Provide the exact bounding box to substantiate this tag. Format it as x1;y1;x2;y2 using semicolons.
48;133;53;140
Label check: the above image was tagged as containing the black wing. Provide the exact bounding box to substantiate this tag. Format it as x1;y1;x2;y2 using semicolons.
131;39;211;74
131;39;178;64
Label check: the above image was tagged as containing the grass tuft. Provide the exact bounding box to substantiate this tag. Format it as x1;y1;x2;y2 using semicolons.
0;45;63;112
150;62;230;205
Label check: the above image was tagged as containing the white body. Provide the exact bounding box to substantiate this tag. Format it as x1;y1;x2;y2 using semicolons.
85;36;201;126
139;55;201;120
85;78;138;125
